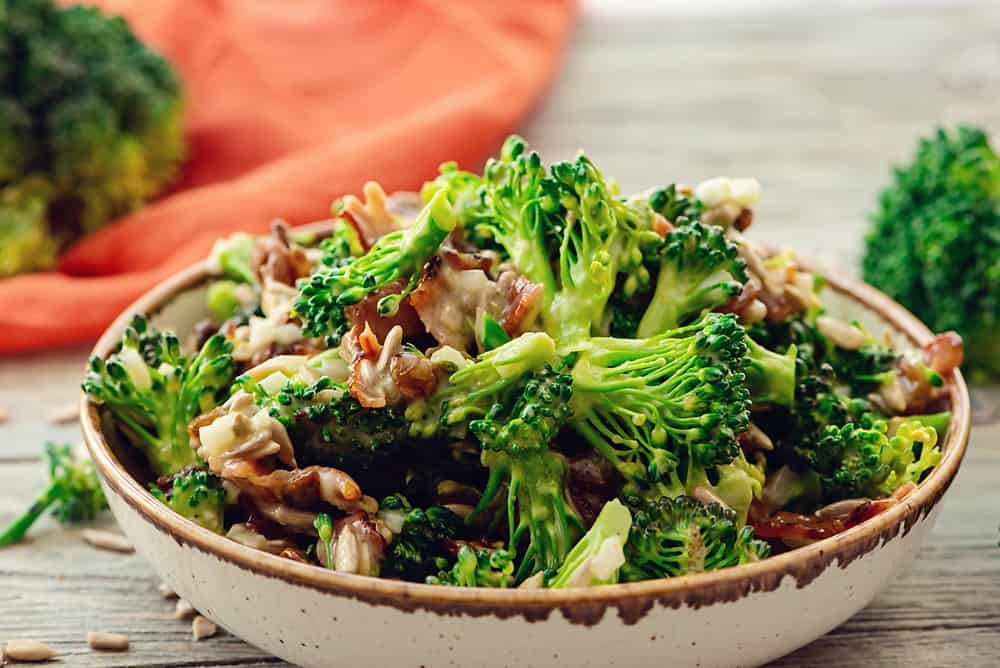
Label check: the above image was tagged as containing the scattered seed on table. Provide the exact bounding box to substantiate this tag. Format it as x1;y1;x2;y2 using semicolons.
158;582;177;599
3;639;58;662
81;529;135;554
191;615;218;641
87;631;129;652
174;598;197;619
47;402;78;425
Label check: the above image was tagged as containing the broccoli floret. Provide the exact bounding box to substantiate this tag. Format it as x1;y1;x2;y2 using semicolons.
238;374;407;471
406;332;558;439
0;443;108;546
150;468;225;534
0;0;185;276
545;155;626;342
864;126;1000;379
208;233;257;285
569;313;752;487
878;417;943;495
549;498;632;588
295;190;456;345
790;411;942;503
82;315;235;477
379;497;464;582
428;544;515;588
621;496;770;581
468;366;584;581
637;221;747;337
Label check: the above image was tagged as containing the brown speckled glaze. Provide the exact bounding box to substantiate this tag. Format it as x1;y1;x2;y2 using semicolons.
80;217;971;628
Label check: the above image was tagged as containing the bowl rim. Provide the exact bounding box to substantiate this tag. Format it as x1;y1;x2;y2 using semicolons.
80;230;971;624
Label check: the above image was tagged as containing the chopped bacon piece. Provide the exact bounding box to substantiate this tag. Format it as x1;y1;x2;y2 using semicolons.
390;350;438;401
734;208;754;231
750;497;897;546
218;458;363;513
340;182;400;249
498;271;543;335
923;331;964;377
251;221;314;286
343;278;426;342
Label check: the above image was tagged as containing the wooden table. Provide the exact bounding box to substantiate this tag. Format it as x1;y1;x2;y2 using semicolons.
3;3;1000;665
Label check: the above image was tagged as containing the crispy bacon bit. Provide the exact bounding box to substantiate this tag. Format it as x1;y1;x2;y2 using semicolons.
340;182;399;249
390;351;438;401
440;246;494;273
653;213;672;238
498;270;543;335
410;253;542;351
219;458;363;515
923;331;964;377
343;278;426;342
716;276;762;318
251;220;314;286
346;324;402;408
750;496;897;546
279;547;310;563
734;208;754;231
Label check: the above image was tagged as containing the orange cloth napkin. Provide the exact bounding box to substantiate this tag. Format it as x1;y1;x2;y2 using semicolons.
0;0;575;354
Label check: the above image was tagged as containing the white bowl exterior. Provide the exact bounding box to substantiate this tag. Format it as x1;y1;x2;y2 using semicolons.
105;483;940;668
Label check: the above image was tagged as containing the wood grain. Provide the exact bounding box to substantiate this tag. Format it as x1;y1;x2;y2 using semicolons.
3;2;1000;666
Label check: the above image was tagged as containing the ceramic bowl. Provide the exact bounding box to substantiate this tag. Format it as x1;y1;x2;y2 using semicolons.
81;221;970;668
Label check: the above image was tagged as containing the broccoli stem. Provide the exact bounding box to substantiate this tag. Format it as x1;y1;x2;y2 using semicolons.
745;339;797;406
0;482;60;547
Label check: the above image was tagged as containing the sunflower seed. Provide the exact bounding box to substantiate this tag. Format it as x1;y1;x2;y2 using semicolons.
3;639;58;662
158;582;177;599
87;631;129;651
47;402;78;425
174;598;197;619
192;615;218;641
81;529;135;554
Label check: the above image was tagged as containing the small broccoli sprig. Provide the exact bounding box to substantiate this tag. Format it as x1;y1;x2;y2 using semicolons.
150;468;225;534
637;221;747;337
549;498;632;588
428;544;515;588
295;190;456;344
238;374;407;471
621;496;770;582
0;443;108;547
546;155;625;343
569;313;752;488
407;332;558;439
379;496;464;582
0;0;185;276
83;315;235;477
468;366;584;582
878;417;943;495
864;126;1000;379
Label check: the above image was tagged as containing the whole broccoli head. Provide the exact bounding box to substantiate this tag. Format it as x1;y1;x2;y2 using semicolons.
238;374;407;472
0;0;185;276
468;365;584;582
151;468;225;534
82;315;234;477
428;544;515;588
0;442;108;546
621;496;770;582
378;495;464;582
295;190;456;345
864;126;1000;379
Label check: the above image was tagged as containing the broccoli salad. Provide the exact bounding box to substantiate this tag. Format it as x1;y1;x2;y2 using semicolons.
84;137;963;588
